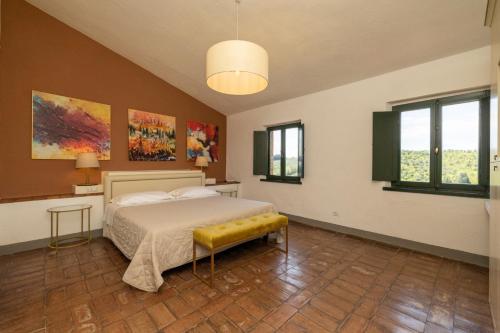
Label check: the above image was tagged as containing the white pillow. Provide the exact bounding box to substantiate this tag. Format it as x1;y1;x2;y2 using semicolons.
111;191;172;206
169;186;219;199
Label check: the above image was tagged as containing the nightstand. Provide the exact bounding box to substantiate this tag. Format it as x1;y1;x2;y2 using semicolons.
47;204;92;251
207;181;240;198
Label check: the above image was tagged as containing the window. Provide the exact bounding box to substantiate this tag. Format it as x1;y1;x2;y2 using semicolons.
382;91;490;198
400;107;431;183
253;122;304;184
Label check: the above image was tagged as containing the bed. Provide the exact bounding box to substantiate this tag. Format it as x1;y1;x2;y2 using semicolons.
101;170;276;292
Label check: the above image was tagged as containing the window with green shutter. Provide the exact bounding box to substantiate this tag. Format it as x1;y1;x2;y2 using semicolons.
253;122;304;184
373;90;490;198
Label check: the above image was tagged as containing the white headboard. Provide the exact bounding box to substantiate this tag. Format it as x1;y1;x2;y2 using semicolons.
102;170;205;204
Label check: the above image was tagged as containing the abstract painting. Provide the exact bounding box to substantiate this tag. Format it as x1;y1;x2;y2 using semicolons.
128;109;176;161
32;91;111;160
187;120;219;162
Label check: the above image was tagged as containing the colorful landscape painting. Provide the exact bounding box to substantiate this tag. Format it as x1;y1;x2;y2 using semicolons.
187;120;219;162
32;91;111;160
128;109;176;161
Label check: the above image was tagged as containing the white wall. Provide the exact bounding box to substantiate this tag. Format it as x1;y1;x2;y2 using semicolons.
0;195;103;246
227;46;491;256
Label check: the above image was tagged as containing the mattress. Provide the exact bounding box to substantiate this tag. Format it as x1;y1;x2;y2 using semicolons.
103;195;276;291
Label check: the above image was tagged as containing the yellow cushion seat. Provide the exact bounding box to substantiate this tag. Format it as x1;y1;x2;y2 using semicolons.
193;213;288;250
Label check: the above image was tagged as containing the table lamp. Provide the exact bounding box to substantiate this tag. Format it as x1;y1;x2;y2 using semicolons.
76;152;100;185
195;156;208;173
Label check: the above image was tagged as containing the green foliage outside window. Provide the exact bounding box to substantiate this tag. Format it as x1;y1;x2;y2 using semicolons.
401;150;478;184
400;150;430;182
442;150;478;184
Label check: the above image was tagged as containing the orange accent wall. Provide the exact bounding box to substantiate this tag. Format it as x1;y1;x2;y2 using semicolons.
0;0;226;199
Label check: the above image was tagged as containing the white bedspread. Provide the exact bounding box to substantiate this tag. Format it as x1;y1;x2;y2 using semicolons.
103;196;275;292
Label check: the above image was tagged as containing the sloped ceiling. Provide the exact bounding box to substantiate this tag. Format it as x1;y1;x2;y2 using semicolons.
27;0;490;115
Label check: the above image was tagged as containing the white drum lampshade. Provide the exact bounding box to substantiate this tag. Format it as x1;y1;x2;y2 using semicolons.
75;152;100;185
206;40;268;95
195;155;209;172
75;152;100;169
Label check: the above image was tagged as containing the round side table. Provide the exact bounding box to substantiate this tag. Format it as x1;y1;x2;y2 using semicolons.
47;204;92;250
216;189;238;198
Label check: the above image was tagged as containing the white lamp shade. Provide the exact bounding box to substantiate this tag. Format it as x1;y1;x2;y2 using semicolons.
75;152;100;168
195;156;209;167
206;40;268;95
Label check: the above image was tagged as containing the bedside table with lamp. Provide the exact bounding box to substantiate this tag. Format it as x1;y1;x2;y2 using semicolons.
46;152;101;251
194;155;240;195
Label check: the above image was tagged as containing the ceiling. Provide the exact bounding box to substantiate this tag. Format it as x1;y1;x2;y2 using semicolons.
27;0;490;115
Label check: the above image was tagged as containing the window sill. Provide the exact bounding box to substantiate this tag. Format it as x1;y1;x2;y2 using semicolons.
383;186;489;199
260;178;302;185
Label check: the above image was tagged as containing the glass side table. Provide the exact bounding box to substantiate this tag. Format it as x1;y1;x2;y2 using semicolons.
47;204;92;250
216;189;238;198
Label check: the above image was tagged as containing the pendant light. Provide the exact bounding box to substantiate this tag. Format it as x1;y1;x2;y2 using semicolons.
206;0;268;95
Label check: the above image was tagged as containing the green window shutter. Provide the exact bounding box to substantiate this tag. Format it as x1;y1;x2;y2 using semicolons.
372;112;397;181
253;131;269;175
298;124;304;178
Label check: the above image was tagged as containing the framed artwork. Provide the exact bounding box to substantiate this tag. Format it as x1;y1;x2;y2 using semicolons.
128;109;176;161
187;120;219;162
32;90;111;160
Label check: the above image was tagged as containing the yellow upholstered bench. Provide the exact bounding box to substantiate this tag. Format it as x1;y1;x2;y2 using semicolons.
192;213;288;287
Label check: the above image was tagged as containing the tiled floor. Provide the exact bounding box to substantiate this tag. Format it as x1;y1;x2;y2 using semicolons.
0;222;495;333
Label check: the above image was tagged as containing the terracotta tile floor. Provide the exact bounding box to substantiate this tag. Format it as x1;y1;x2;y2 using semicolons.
0;222;494;333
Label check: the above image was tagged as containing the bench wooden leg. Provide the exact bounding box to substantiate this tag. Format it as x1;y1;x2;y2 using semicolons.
285;225;289;254
210;250;214;288
193;240;197;275
271;226;289;258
